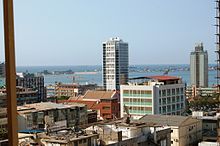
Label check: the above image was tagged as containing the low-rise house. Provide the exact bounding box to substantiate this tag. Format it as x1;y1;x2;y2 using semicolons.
139;114;202;146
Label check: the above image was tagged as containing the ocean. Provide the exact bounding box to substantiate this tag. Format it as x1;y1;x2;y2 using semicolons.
0;64;217;87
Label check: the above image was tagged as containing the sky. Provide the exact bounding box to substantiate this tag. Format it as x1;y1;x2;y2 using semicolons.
0;0;217;66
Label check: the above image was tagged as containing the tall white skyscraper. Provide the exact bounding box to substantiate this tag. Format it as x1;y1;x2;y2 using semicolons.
103;37;129;91
190;43;208;87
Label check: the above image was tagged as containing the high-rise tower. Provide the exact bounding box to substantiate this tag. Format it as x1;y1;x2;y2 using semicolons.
103;37;129;91
190;43;208;87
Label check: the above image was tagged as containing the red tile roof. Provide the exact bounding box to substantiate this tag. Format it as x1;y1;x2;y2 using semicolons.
130;75;180;81
146;76;180;81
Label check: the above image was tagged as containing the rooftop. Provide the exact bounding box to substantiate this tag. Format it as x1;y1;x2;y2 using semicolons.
130;76;180;81
17;102;86;114
139;115;198;127
83;90;116;99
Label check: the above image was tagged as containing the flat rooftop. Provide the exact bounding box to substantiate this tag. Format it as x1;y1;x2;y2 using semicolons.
130;76;180;81
139;115;198;127
17;102;86;114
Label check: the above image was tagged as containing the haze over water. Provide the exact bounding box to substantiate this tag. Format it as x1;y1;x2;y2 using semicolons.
13;64;217;87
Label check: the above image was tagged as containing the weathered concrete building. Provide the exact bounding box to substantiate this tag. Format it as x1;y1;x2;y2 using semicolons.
139;114;202;146
17;102;88;132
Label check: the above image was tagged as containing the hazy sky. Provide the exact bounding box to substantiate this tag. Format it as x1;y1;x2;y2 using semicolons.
0;1;216;66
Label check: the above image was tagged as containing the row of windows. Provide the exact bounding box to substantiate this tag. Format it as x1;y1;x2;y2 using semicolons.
159;88;184;97
159;103;184;113
106;69;115;74
106;75;115;80
159;96;184;105
123;90;152;94
106;58;115;62
124;98;152;103
127;106;152;111
105;64;115;68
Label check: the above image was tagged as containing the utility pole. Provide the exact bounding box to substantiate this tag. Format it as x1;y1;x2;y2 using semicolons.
3;0;18;145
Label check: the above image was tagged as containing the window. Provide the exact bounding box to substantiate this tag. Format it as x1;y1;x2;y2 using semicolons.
172;97;175;103
180;88;184;94
172;89;175;95
176;88;180;95
162;90;166;96
162;98;166;105
167;97;171;104
167;89;171;96
102;106;110;110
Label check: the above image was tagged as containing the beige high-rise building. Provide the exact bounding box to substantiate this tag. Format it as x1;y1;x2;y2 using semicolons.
190;43;208;87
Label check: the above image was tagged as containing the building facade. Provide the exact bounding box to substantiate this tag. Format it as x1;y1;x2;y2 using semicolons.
64;90;120;120
185;86;218;99
0;86;38;105
120;76;186;119
190;43;208;87
140;115;202;146
86;119;171;146
103;37;129;91
17;102;88;132
55;83;79;98
16;73;46;102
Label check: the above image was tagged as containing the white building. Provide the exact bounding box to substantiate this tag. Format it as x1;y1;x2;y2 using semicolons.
103;37;128;91
190;43;208;87
120;76;186;119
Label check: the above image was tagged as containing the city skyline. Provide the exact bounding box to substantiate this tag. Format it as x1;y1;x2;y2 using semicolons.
0;0;216;66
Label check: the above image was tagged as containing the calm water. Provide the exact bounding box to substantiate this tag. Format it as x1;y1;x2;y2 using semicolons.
0;64;217;86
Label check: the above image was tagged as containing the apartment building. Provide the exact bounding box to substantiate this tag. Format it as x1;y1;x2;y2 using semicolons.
16;72;46;101
55;83;79;97
185;85;217;99
0;86;38;105
120;76;186;119
17;102;88;132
